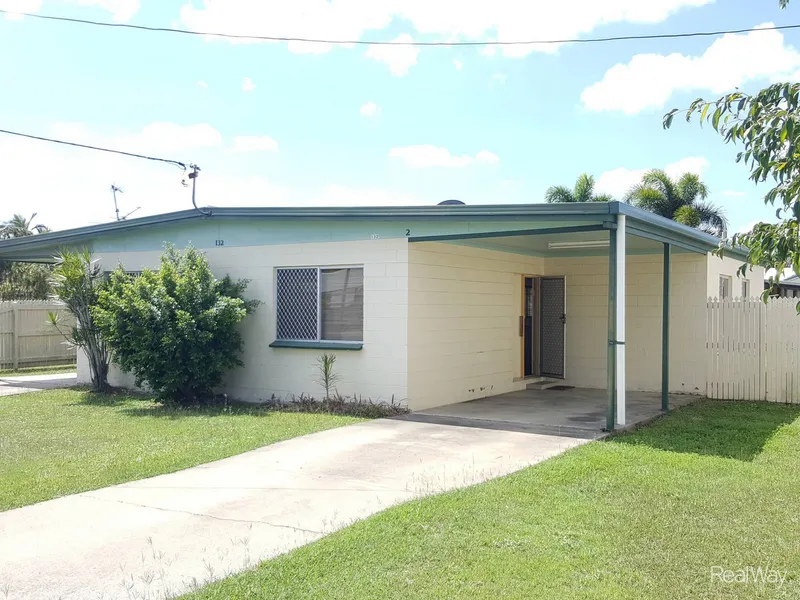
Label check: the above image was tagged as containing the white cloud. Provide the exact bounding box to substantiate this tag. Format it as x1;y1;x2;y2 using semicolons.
595;156;709;198
179;0;711;57
365;34;420;76
241;77;256;92
0;0;139;21
359;102;381;117
48;121;224;155
231;135;279;153
582;24;800;114
197;80;208;89
738;220;762;234
475;150;500;164
0;122;226;229
0;121;429;231
480;45;497;57
453;59;464;70
490;73;507;87
389;145;500;168
1;0;40;18
69;0;140;22
723;190;746;197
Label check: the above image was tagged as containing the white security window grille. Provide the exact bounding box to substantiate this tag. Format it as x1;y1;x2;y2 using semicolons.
276;268;319;340
719;275;732;299
276;267;364;342
742;279;750;298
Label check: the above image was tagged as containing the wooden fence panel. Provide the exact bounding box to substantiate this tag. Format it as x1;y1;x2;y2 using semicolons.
0;301;76;369
706;297;800;403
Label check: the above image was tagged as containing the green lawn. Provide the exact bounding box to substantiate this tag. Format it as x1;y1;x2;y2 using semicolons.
183;401;800;600
0;389;363;511
0;363;77;377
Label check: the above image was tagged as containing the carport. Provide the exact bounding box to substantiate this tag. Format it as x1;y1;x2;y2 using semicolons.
406;202;738;431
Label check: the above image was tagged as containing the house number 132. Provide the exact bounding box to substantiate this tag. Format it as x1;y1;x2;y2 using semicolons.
215;240;224;246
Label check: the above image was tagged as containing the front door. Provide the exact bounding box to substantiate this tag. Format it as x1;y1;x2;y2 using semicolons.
540;277;566;379
523;277;535;377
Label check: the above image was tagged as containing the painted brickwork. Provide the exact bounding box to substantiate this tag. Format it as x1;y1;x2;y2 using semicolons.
407;242;543;411
77;236;766;412
78;239;409;403
544;253;709;394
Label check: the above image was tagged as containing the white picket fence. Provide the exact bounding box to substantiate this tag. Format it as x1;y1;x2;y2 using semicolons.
707;297;800;403
0;301;76;369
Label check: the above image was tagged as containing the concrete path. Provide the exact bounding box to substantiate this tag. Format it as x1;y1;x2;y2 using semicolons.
0;418;587;600
0;372;77;396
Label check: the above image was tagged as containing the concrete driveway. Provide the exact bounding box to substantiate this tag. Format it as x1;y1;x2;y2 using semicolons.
0;418;587;600
0;372;77;396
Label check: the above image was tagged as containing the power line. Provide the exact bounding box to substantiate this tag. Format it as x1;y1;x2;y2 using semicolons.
0;128;188;170
2;9;799;47
0;128;210;217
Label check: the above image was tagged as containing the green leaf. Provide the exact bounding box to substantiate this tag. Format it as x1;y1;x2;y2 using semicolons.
712;107;722;130
700;103;710;123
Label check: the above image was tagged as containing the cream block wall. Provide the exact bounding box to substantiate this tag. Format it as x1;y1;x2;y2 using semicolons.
543;252;709;394
407;242;544;411
77;239;409;403
707;253;765;298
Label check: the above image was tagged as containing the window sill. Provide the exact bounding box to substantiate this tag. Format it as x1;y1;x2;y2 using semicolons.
269;340;363;351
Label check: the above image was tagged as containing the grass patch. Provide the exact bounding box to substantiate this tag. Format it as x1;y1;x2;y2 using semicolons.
0;363;76;377
183;401;800;600
0;388;364;511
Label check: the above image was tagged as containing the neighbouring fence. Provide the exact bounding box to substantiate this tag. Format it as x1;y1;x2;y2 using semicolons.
707;297;800;403
0;301;76;369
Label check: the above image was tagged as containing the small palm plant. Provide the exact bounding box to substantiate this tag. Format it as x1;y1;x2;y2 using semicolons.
315;353;341;401
48;249;110;393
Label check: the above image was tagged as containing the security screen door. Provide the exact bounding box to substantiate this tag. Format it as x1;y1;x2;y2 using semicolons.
539;277;566;379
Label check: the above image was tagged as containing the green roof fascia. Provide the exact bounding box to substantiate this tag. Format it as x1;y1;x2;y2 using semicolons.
613;203;749;260
0;201;748;260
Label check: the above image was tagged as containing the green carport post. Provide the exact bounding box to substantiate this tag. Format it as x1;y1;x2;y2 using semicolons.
606;223;617;431
662;243;671;412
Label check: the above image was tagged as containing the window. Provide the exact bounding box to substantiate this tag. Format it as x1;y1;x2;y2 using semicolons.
276;267;364;342
741;279;750;298
719;275;732;299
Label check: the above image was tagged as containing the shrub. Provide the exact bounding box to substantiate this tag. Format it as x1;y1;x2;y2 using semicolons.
93;245;258;404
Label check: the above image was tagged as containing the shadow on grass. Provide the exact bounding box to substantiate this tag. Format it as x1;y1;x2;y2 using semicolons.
118;403;276;420
613;400;800;461
72;391;269;418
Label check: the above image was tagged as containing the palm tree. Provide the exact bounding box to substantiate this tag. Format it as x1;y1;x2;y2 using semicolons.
625;170;728;236
545;174;613;204
0;213;52;300
1;213;49;239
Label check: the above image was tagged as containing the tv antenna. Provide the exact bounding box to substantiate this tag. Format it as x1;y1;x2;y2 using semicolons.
110;184;140;221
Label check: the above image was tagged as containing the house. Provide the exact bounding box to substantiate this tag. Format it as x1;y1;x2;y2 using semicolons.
767;274;800;298
0;201;762;429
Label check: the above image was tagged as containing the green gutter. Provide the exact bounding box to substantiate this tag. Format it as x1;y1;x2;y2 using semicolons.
408;224;610;243
0;201;745;261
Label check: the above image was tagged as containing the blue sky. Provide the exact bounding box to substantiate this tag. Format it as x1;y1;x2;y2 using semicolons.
0;0;798;232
